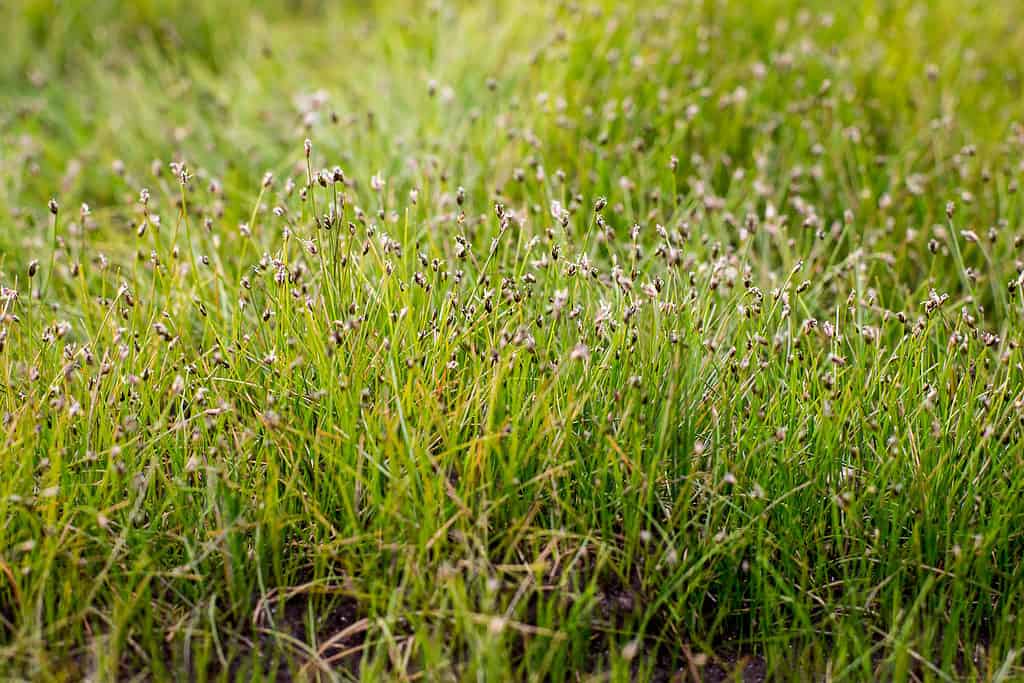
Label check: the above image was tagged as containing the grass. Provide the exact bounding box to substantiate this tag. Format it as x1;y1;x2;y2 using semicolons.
1;0;1024;680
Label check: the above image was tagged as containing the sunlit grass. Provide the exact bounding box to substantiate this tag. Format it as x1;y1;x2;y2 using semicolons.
1;0;1023;680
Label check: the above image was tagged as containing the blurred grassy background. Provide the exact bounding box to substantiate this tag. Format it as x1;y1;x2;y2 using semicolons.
3;0;1023;314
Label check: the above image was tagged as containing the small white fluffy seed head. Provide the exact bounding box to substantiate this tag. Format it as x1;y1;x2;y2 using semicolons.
570;343;590;361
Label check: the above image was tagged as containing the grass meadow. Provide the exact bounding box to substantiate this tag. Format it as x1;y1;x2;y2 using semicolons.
1;0;1024;680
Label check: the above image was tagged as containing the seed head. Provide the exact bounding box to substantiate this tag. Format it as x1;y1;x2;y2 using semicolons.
570;342;590;361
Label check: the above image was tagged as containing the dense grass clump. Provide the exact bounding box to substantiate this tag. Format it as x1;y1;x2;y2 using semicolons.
2;0;1024;680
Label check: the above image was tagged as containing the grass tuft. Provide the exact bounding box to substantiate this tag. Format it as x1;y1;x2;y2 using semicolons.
1;1;1023;680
